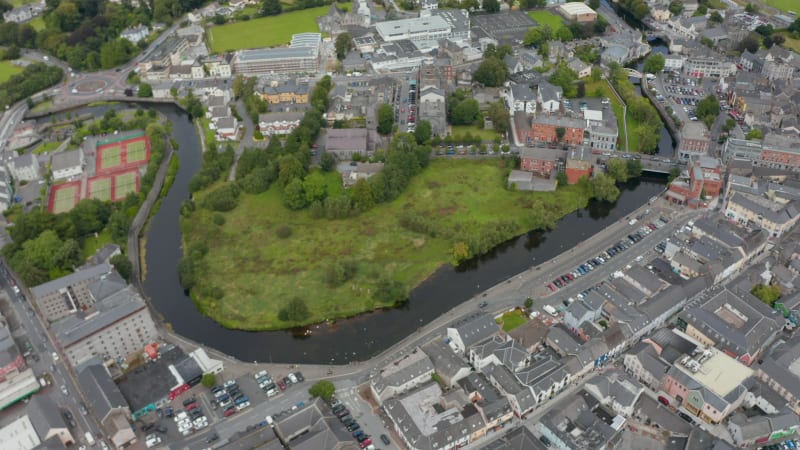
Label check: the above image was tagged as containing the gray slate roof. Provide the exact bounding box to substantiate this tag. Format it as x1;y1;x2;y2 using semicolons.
28;395;67;438
421;339;468;381
449;312;498;349
78;364;130;423
31;263;112;298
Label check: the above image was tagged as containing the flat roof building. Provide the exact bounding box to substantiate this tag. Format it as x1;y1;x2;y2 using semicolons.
557;2;598;22
376;16;451;43
232;47;319;76
32;263;113;322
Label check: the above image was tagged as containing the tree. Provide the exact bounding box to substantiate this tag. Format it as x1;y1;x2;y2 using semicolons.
260;0;282;16
746;128;763;140
643;53;665;74
335;32;353;60
524;297;534;308
201;373;216;388
755;24;774;37
278;154;305;186
283;178;308;210
487;101;509;135
110;254;132;282
309;380;336;401
737;33;760;53
696;95;720;129
351;178;375;211
472;57;509;87
751;284;781;306
278;297;310;322
548;62;579;98
556;26;573;42
303;172;328;204
745;2;758;14
377;103;394;135
451;99;480;125
709;10;723;23
414;120;432;144
138;82;153;98
483;0;500;12
556;171;568;186
99;38;134;69
606;158;629;182
626;158;643;178
555;127;566;142
668;166;681;183
591;173;620;202
320;152;336;172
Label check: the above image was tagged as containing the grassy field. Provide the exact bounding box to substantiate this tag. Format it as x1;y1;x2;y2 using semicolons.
528;10;566;32
0;61;23;83
81;229;112;260
496;310;528;332
583;80;639;152
33;141;61;154
29;16;45;31
765;0;797;12
450;125;500;142
183;159;594;330
778;32;800;54
208;4;350;52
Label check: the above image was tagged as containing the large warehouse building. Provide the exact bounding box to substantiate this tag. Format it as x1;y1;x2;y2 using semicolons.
232;33;321;76
376;16;451;43
557;2;598;22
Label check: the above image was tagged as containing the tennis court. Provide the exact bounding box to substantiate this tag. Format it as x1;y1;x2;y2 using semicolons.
113;171;139;200
125;139;148;163
49;182;80;214
98;144;123;172
88;177;112;201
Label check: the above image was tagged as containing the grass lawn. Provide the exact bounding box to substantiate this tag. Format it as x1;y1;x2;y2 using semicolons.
583;80;640;152
208;4;350;52
28;16;45;31
33;140;61;154
778;33;800;54
183;159;595;330
496;310;528;332
0;61;23;83
81;229;112;260
765;0;797;12
527;10;566;32
450;125;500;142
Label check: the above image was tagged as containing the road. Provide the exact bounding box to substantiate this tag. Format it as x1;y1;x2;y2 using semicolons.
0;262;104;446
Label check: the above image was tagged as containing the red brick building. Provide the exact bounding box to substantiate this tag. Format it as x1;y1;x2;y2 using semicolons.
520;148;562;177
565;147;593;184
530;114;585;145
666;156;722;208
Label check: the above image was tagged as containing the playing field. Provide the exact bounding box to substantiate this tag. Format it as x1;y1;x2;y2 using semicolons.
125;140;147;163
528;10;566;31
765;0;797;13
208;5;349;52
113;171;138;200
50;183;80;214
0;61;23;84
88;177;112;202
99;145;123;171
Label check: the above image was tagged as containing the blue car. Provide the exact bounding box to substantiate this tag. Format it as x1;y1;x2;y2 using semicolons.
353;431;364;438
235;396;249;405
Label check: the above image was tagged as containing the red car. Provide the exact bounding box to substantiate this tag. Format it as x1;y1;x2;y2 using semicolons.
548;284;556;292
359;439;372;448
224;406;237;417
277;380;287;391
186;402;199;411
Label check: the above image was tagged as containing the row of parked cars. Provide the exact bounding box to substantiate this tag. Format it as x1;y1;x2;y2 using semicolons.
174;397;209;436
329;398;389;449
759;439;800;450
212;380;251;417
546;217;669;293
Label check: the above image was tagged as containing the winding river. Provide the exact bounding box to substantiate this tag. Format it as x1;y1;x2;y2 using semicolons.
49;101;672;364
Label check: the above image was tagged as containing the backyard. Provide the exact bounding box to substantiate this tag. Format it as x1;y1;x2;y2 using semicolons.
449;124;500;142
0;61;23;83
527;10;566;32
183;159;595;330
496;309;528;332
208;4;350;52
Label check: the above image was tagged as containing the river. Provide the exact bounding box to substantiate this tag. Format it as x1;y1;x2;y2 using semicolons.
54;102;670;364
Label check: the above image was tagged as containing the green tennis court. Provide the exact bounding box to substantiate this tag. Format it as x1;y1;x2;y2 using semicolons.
125;140;147;163
100;145;123;170
89;177;112;201
51;185;78;214
113;171;138;200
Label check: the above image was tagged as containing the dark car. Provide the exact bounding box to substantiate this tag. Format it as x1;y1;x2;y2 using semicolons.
357;434;370;442
347;423;360;432
295;372;305;382
479;301;488;308
332;404;345;413
182;397;197;407
380;434;391;445
678;412;693;423
206;433;219;443
156;425;167;434
335;409;349;418
63;411;74;422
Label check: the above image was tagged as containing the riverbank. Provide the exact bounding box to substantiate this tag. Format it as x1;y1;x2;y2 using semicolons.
181;158;599;331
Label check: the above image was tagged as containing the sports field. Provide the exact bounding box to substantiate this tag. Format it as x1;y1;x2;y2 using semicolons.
0;61;23;84
528;10;566;32
765;0;797;13
50;183;80;214
113;171;138;200
88;177;112;202
208;4;350;52
99;145;123;171
126;140;148;163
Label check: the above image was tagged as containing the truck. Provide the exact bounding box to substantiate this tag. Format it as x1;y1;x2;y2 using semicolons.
543;305;558;316
85;432;95;446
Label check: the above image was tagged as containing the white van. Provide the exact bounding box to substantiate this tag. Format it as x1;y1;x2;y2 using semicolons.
84;432;95;446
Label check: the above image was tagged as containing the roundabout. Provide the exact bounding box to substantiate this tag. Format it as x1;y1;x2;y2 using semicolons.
70;77;109;95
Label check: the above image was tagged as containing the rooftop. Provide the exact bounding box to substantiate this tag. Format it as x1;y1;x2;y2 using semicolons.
235;46;317;62
375;16;450;39
117;345;187;412
31;263;112;298
673;348;753;398
78;364;129;422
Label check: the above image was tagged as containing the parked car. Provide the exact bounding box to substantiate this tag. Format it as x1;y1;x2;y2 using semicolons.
380;434;391;445
224;406;237;417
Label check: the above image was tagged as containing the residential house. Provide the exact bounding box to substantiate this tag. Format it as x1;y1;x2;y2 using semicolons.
258;112;304;137
519;50;544;70
483;363;537;417
422;340;471;388
8;153;40;182
120;25;150;44
519;148;562;177
565;146;593;184
601;45;628;66
677;287;783;366
537;81;562;113
420;86;447;136
325;129;369;160
214;117;239;141
583;370;644;417
567;58;591;79
503;54;523;75
27;395;74;446
78;364;136;448
336;162;384;187
530;114;584;145
509;84;536;115
370;350;434;404
2;0;44;23
260;80;311;104
669;16;707;40
660;348;753;424
447;312;498;354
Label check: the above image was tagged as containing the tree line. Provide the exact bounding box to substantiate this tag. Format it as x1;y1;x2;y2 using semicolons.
0;63;62;108
608;62;663;153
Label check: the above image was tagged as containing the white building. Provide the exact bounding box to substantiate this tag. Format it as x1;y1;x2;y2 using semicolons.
376;16;452;43
120;25;150;44
8;153;40;182
50;149;83;181
370;350;434;404
0;416;40;450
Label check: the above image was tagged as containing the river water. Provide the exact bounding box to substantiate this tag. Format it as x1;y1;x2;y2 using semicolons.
56;102;670;364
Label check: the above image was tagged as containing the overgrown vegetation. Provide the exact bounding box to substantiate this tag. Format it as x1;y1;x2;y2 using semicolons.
751;283;781;306
0;63;62;108
607;62;663;153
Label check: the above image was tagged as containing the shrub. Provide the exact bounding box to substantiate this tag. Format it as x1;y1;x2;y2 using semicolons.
276;224;292;239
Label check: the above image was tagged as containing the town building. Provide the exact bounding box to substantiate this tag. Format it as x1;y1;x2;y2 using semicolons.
27;395;74;447
50;149;84;181
557;2;597;22
685;55;737;78
325;129;369;160
376;10;469;45
583;370;644;417
530;114;585;146
8;153;40;182
138;35;189;74
2;0;44;23
336;162;384;188
565;146;593;184
727;410;800;447
446;312;498;354
78;364;136;448
508;84;536;115
273;398;357;450
0;415;41;450
677;122;711;161
370;350;434;404
258;112;304;137
757;335;800;413
660;348;753;423
0;322;24;384
50;277;159;368
232;35;321;76
120;25;150;44
536;393;622;449
677;287;783;366
259;80;310;104
666;156;723;208
421;339;471;388
724;191;800;239
32;263;113;322
582;104;618;152
519;148;562;177
202;54;232;78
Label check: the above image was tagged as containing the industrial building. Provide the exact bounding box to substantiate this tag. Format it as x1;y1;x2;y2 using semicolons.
557;2;598;22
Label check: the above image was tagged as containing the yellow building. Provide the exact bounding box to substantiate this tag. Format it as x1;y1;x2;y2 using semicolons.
260;80;311;104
